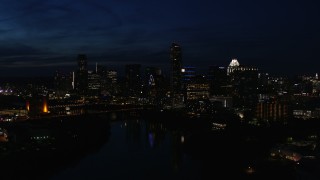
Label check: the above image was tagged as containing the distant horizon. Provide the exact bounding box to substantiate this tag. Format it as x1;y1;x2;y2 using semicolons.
0;55;318;79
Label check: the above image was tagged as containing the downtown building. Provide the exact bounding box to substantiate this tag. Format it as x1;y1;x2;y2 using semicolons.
97;65;118;97
170;43;184;106
227;58;259;108
208;65;230;96
88;70;101;96
53;70;73;99
185;75;210;101
256;99;289;123
125;64;142;97
75;54;88;95
144;67;167;105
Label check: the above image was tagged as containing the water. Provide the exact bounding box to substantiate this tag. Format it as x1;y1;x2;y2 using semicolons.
51;119;200;180
1;111;320;179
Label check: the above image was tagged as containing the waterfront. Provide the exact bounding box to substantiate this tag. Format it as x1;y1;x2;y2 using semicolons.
0;111;320;179
51;115;200;180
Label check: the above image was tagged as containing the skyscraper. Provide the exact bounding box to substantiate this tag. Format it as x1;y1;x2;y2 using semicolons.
227;58;240;75
181;66;196;85
54;70;73;98
75;54;88;95
88;70;101;96
170;43;183;105
125;64;141;97
186;75;210;101
97;65;118;96
144;67;163;103
208;66;229;95
227;59;259;108
78;54;88;72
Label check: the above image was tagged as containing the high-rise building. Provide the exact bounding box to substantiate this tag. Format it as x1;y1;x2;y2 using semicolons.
227;59;259;108
170;43;183;105
186;75;210;101
88;70;101;96
227;58;240;75
227;58;258;76
53;71;73;98
97;65;118;96
144;67;161;91
125;64;141;97
75;54;88;95
181;66;196;84
106;70;118;95
78;54;88;72
256;100;288;122
181;66;196;101
144;67;161;90
143;67;164;104
208;66;229;96
107;70;118;84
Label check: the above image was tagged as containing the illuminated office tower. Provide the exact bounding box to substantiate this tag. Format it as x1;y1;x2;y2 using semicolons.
228;58;259;107
186;75;210;101
88;70;101;96
97;65;118;96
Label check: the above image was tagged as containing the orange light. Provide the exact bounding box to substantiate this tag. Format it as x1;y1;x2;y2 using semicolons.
43;98;48;113
26;101;30;111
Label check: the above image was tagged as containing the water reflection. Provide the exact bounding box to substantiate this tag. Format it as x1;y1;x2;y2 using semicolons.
84;115;197;180
171;131;185;171
125;119;142;147
145;119;166;149
1;111;319;179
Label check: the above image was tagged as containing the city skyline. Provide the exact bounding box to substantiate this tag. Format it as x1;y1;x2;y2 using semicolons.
0;0;320;76
1;2;320;178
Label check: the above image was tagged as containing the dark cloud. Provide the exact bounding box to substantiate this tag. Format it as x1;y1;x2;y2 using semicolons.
0;0;319;76
0;43;44;56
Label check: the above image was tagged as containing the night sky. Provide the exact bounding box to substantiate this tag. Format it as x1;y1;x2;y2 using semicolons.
0;0;319;76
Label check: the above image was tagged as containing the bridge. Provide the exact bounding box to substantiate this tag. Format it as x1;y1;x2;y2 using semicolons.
27;103;153;120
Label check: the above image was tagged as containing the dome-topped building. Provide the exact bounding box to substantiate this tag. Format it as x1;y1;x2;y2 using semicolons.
229;58;240;67
227;58;240;75
227;58;258;75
